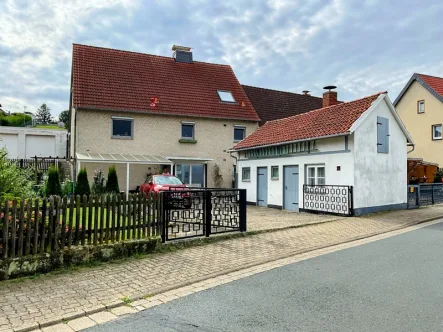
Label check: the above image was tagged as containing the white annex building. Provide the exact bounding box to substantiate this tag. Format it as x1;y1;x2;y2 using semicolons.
232;91;414;216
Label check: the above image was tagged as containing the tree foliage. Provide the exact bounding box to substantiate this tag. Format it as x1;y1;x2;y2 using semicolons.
0;147;35;198
36;103;52;124
0;113;32;126
434;168;443;183
92;168;106;195
58;110;69;129
75;168;90;196
105;166;120;194
45;166;62;196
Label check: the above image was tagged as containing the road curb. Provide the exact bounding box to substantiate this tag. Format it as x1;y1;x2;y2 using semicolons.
14;214;443;332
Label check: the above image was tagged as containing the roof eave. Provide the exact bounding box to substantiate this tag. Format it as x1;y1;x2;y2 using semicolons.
230;132;350;152
394;73;443;106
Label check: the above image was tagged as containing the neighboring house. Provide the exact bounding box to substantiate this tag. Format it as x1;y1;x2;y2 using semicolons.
0;126;67;159
242;85;323;126
69;44;260;194
231;90;414;216
394;73;443;167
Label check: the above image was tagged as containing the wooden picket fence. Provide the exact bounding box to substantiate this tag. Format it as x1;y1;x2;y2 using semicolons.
0;193;163;259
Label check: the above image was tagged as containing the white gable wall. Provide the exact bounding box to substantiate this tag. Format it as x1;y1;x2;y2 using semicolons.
353;98;407;213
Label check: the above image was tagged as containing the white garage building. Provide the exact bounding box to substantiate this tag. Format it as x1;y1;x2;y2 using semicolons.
0;127;67;159
232;92;414;216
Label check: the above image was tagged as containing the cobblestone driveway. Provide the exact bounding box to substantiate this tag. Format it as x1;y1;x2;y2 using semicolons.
1;205;443;331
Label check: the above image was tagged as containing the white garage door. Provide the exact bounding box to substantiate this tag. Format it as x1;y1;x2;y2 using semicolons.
0;134;19;158
25;135;56;158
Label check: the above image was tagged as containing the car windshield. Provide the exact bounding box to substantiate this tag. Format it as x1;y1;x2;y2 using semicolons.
154;176;183;185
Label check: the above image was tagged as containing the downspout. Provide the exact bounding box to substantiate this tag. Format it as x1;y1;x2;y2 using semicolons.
407;143;415;154
230;151;238;189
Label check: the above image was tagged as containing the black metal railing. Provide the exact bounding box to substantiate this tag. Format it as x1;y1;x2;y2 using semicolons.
407;184;443;209
161;189;247;242
302;185;354;216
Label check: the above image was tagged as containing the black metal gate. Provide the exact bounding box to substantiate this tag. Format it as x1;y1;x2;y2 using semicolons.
161;189;247;242
407;184;443;209
302;185;354;216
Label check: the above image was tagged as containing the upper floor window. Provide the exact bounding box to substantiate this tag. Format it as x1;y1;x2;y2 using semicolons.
432;124;442;140
181;122;195;139
418;100;425;114
217;90;236;103
307;165;325;185
234;126;246;142
112;117;133;139
377;116;389;154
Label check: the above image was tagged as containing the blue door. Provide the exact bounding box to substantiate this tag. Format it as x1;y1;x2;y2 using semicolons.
257;167;268;207
284;166;299;211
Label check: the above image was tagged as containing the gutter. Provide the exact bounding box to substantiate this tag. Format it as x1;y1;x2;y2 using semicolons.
230;132;349;152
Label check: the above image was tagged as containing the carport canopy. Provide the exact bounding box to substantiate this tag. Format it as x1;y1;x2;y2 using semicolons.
76;153;172;197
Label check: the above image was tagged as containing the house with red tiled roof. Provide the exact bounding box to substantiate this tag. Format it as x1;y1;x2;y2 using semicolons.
394;73;443;172
231;90;413;216
68;44;260;194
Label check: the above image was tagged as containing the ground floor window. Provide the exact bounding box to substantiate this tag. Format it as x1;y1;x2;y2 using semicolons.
307;165;325;185
242;167;251;181
175;164;204;187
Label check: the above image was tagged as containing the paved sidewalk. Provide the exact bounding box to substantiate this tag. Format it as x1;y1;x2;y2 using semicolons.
1;205;443;331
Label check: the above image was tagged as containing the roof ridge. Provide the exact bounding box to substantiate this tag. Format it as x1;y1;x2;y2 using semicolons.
242;84;322;100
264;91;386;125
72;43;231;67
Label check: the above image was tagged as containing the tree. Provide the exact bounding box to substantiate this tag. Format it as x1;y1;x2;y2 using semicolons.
105;166;120;193
36;103;52;124
45;167;62;197
59;110;69;129
75;168;90;196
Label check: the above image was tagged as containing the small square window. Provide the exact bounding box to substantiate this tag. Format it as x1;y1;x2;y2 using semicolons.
112;117;133;138
432;124;442;140
217;90;236;103
271;166;279;179
234;126;246;142
307;165;326;186
242;167;251;181
181;123;195;139
418;100;425;114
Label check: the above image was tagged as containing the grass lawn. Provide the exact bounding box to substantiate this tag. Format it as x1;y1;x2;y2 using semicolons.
35;125;66;130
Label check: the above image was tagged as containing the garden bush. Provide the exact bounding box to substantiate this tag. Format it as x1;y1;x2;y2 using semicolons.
0;147;35;198
44;167;62;196
92;168;106;195
62;179;74;197
75;168;90;196
434;168;443;183
0;113;32;126
105;166;120;194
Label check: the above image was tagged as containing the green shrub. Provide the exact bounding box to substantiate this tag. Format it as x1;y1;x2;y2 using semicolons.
0;113;32;126
434;168;443;183
92;168;106;195
62;179;74;196
105;166;120;194
0;147;35;198
75;168;90;196
45;167;62;196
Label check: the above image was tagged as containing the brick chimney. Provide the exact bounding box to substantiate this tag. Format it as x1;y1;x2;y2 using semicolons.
322;85;338;108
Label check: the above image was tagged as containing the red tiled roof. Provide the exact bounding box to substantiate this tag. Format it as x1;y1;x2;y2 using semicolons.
241;85;323;126
233;92;385;150
72;44;260;121
417;73;443;97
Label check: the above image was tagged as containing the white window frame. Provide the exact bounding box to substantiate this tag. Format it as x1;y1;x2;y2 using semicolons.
306;165;326;186
181;122;195;139
217;90;236;103
111;116;133;139
271;166;279;180
432;124;442;140
418;100;425;114
234;125;246;142
242;167;251;181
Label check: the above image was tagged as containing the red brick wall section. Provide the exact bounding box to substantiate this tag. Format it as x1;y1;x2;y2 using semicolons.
323;91;338;108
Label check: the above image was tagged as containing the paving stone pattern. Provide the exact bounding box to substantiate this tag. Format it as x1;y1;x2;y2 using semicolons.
1;205;443;331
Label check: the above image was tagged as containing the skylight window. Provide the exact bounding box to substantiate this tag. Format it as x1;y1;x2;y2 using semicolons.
217;90;236;103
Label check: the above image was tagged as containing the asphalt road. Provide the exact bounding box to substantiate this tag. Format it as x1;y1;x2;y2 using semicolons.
86;221;443;332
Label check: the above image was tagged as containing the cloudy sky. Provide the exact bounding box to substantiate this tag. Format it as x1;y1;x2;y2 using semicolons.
1;0;443;117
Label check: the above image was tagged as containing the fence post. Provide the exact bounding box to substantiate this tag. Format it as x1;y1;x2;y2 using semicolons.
417;185;420;207
205;190;212;237
349;186;354;216
161;193;167;243
432;184;435;205
239;189;247;232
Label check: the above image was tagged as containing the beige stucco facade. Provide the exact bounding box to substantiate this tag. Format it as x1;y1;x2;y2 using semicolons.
396;81;443;165
72;109;258;190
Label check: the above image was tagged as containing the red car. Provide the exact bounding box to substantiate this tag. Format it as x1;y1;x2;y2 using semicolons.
140;175;192;208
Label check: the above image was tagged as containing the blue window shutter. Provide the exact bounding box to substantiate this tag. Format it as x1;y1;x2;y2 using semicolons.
377;116;389;154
